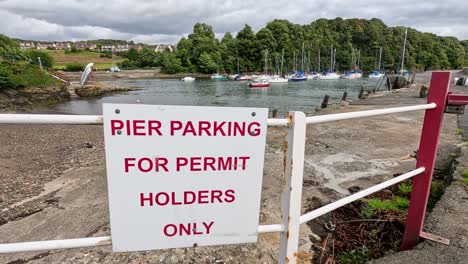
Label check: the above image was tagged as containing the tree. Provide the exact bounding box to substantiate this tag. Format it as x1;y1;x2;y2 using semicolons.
24;50;54;68
188;23;218;70
136;47;160;67
161;51;184;73
176;38;193;71
236;24;258;71
198;52;217;73
220;32;237;73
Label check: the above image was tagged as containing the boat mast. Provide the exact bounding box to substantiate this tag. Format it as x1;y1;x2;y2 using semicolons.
301;42;305;71
318;48;321;72
400;28;408;73
237;57;240;74
264;49;268;75
378;47;382;70
352;47;355;70
292;51;295;72
330;45;333;71
357;49;361;70
281;49;284;76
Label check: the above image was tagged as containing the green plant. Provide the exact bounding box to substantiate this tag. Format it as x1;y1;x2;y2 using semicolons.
336;247;371;264
23;50;55;68
462;178;468;185
361;196;409;218
461;170;468;178
427;180;445;211
64;62;85;72
455;128;463;135
398;183;412;194
0;61;60;88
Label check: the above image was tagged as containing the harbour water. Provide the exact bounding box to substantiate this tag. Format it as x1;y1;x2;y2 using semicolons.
36;78;383;115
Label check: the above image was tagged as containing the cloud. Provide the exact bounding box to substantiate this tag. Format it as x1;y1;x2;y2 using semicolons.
0;0;467;43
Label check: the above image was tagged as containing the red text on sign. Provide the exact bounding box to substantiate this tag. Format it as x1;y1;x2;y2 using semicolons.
140;190;235;207
163;221;214;237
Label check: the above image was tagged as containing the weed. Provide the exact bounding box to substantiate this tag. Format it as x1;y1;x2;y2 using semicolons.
455;128;463;135
361;196;409;218
427;180;445;211
336;247;371;264
461;170;468;179
460;171;468;185
398;183;412;194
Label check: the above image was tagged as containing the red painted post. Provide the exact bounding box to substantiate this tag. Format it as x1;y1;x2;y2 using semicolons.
401;71;452;250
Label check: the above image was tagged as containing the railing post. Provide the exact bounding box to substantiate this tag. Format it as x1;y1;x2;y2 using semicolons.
401;71;452;250
279;111;307;264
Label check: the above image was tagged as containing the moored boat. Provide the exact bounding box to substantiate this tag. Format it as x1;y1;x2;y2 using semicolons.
319;70;341;80
211;73;228;81
249;79;270;88
369;47;384;79
269;76;288;83
368;69;384;79
181;76;195;81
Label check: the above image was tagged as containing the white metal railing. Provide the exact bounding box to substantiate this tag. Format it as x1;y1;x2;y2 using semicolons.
0;103;434;126
0;103;435;262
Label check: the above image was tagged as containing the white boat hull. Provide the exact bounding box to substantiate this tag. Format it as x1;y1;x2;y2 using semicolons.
270;78;288;83
369;74;384;79
319;74;340;80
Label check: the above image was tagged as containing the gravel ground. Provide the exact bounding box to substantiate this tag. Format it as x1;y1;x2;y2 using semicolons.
0;76;463;263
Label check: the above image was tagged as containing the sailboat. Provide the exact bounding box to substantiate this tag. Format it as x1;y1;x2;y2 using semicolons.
369;47;384;79
343;48;362;79
290;43;308;82
319;45;340;80
270;49;288;83
211;61;228;80
399;28;411;77
232;58;250;81
249;50;271;88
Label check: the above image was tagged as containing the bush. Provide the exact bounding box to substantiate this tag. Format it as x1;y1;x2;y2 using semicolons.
0;61;60;89
64;62;86;72
100;51;113;58
117;59;138;70
24;50;54;68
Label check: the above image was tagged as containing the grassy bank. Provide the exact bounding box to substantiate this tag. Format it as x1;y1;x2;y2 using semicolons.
44;50;123;71
0;61;61;88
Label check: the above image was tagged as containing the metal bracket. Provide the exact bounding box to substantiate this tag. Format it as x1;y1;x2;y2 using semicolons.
420;231;450;245
445;104;464;114
445;93;468;114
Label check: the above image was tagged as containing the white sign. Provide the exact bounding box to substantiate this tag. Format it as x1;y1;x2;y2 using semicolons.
103;104;268;252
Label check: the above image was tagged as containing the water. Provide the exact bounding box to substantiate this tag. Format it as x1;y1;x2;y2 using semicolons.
36;78;382;115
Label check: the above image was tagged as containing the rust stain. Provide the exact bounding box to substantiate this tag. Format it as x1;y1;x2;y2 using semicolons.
96;116;104;124
286;257;290;264
290;158;293;178
282;140;288;190
288;216;291;223
296;251;313;263
286;231;290;239
287;112;294;127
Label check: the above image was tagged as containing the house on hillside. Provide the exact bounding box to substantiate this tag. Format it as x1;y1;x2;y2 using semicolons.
19;41;35;49
115;44;129;52
129;44;144;51
101;45;115;52
36;42;55;50
74;42;98;50
55;42;71;50
154;44;176;52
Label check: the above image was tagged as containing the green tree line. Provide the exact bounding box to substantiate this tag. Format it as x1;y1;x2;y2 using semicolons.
120;18;468;74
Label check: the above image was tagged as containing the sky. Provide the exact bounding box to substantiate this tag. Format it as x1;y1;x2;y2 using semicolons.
1;0;467;43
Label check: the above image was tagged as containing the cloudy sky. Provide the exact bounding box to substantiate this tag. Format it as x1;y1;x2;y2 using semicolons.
1;0;467;43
